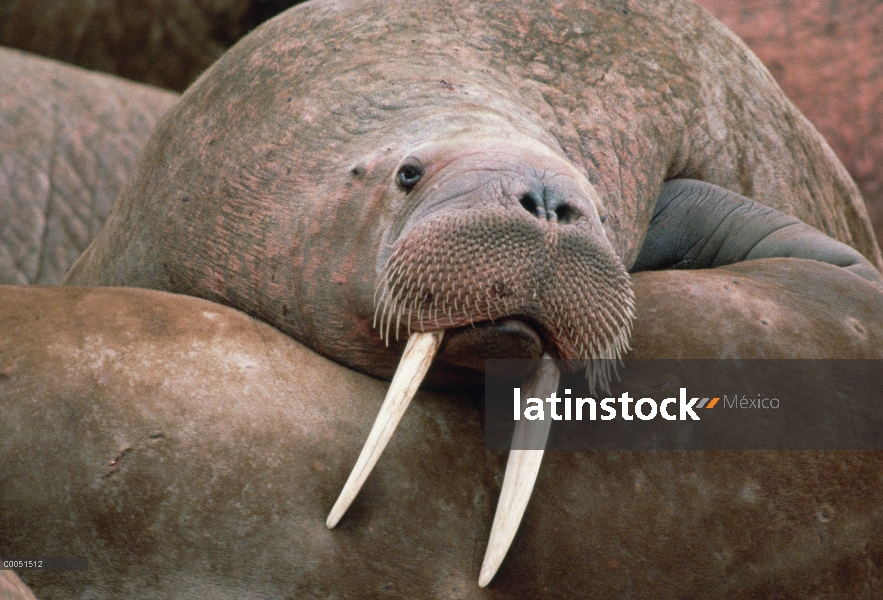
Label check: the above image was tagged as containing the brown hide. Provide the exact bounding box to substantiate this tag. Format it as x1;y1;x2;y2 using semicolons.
3;259;883;598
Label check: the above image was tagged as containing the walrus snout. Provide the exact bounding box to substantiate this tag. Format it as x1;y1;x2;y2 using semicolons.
517;185;581;224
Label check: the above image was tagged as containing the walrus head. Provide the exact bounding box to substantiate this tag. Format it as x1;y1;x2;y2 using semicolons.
214;106;635;389
373;128;634;372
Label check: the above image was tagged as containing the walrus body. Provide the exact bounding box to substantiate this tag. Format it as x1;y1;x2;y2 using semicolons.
3;263;883;599
66;0;881;385
0;47;179;285
5;0;883;597
6;1;881;257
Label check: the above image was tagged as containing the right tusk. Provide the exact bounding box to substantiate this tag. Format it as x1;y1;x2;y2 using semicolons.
479;355;559;587
326;329;444;529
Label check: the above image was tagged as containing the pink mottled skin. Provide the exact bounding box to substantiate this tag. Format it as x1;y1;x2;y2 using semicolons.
66;0;881;388
3;2;883;598
0;47;178;285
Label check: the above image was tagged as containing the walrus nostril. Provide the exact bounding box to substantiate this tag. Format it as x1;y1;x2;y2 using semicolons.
518;191;579;224
519;192;547;219
555;204;577;224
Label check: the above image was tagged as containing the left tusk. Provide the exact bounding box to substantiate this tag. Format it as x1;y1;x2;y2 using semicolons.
478;355;559;587
326;329;444;529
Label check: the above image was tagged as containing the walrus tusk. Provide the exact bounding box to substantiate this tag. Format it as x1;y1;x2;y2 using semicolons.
326;329;444;529
478;355;559;587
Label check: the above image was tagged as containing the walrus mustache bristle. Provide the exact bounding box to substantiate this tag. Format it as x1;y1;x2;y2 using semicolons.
373;236;636;386
374;249;483;344
576;295;635;394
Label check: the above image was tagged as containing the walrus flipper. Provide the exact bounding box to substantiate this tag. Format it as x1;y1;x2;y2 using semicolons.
632;179;883;286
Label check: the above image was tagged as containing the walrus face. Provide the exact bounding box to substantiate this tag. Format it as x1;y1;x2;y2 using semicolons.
374;134;634;372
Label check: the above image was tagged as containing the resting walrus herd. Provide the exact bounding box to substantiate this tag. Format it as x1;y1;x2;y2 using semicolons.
2;0;883;598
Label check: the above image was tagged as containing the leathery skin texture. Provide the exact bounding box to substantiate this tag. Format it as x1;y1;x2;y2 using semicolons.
3;261;883;598
698;0;883;256
65;0;881;387
2;0;883;597
0;47;178;285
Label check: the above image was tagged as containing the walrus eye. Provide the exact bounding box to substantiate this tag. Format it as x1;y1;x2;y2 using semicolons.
396;163;424;191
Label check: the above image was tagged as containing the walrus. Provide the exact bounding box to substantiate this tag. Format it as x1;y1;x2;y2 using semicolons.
3;93;882;600
0;47;178;285
61;0;883;585
64;0;883;378
3;260;883;598
7;1;882;260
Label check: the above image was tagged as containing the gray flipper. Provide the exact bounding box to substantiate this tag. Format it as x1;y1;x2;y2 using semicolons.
632;179;883;287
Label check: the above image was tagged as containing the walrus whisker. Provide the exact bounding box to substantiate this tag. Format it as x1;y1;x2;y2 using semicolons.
375;255;408;341
379;291;389;343
583;326;632;394
479;355;559;587
387;289;404;343
379;281;394;336
387;294;399;342
380;295;391;343
388;261;409;290
593;299;631;360
405;280;422;332
607;289;635;328
375;283;396;338
375;252;401;304
326;330;444;529
373;262;390;314
384;310;392;343
398;287;414;337
393;295;405;341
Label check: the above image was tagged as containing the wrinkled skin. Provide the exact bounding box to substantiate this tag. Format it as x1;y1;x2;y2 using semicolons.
0;0;305;91
633;179;882;284
66;0;882;388
0;48;178;285
4;1;883;598
3;263;883;599
697;0;883;256
5;1;881;255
